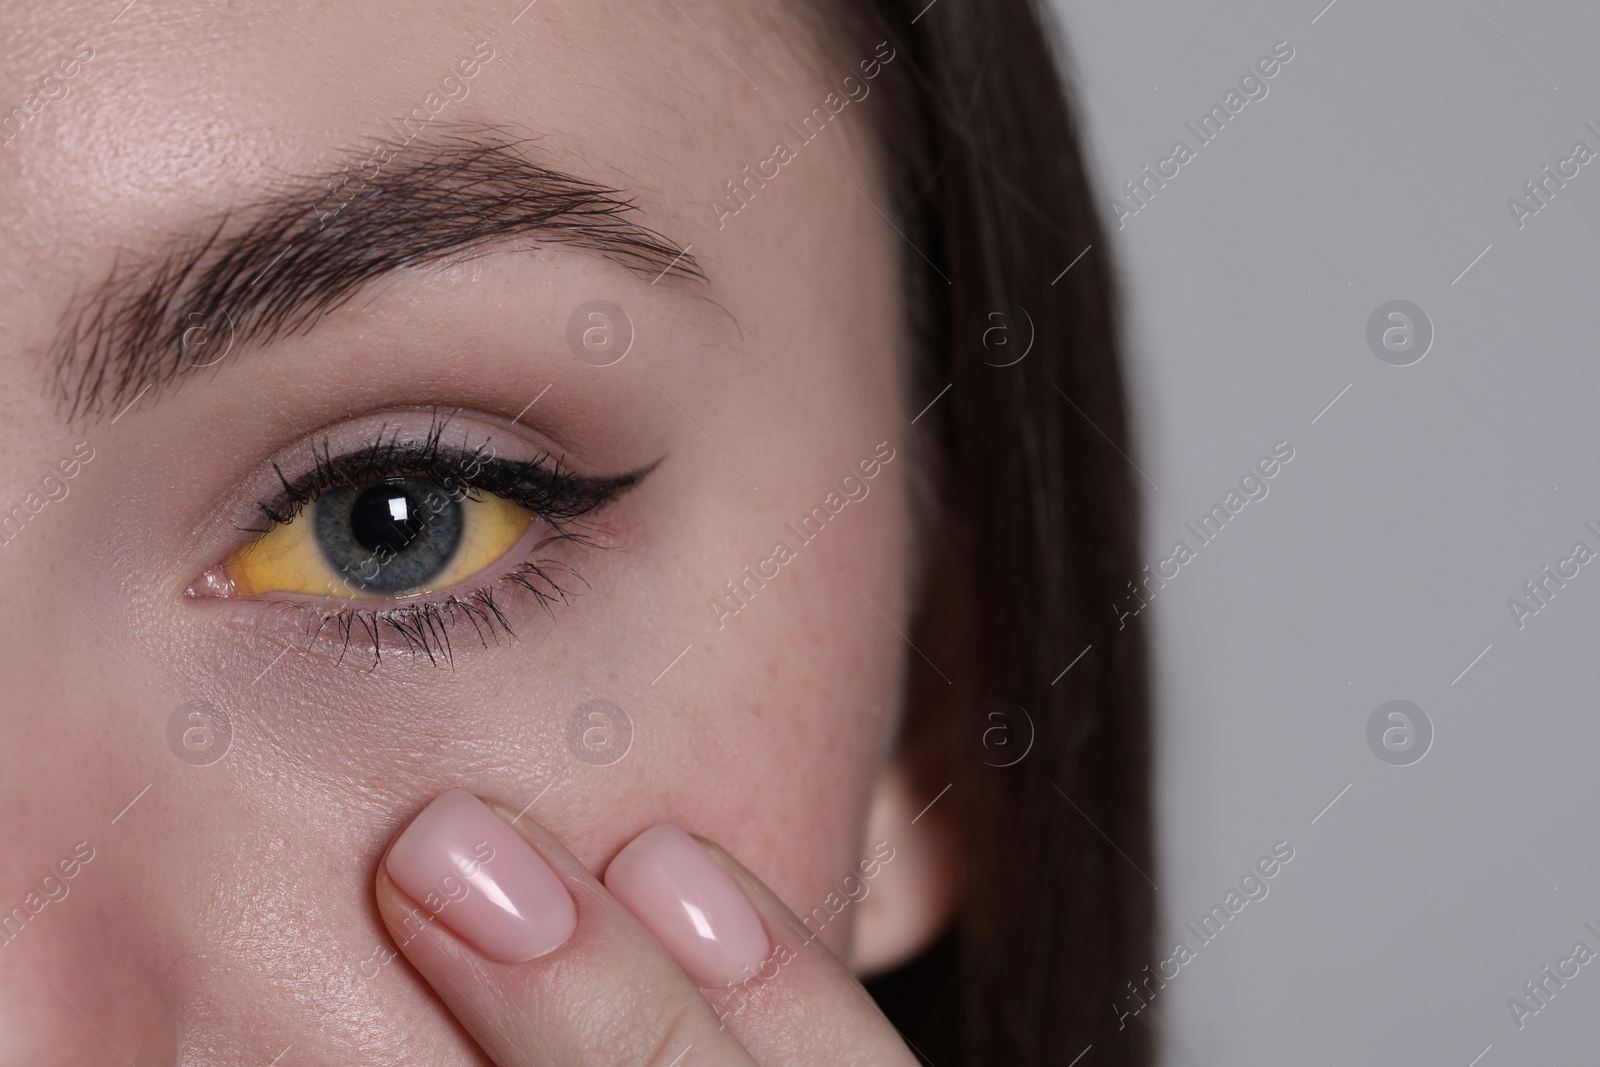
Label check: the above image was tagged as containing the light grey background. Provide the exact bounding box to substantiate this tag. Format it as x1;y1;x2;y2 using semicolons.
1047;1;1600;1063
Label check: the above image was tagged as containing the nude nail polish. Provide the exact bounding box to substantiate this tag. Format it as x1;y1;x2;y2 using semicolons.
386;789;576;964
604;823;770;986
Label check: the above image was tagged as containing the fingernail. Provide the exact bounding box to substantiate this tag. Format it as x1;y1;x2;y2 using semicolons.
604;823;770;986
387;789;576;964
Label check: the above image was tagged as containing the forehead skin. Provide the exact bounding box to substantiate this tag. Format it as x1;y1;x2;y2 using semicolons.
0;2;912;1064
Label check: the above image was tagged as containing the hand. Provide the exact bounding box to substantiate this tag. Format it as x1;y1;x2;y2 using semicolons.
374;789;920;1065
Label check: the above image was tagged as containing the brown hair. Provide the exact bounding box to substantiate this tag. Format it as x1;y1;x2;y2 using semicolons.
827;2;1156;1064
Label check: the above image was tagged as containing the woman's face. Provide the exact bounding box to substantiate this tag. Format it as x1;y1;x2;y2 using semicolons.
0;1;920;1060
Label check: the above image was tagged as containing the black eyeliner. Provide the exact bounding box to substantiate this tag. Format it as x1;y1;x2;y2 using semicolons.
247;409;643;533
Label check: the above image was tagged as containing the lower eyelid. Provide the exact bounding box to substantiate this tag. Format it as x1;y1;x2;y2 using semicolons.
194;541;591;669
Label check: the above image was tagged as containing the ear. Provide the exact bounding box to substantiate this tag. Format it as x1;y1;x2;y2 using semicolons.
849;483;974;976
849;757;962;977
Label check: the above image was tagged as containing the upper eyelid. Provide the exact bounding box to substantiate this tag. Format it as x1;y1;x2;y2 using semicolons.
248;433;647;537
254;436;505;526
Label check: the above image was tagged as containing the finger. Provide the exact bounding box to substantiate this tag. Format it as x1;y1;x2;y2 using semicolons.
604;827;921;1067
375;789;758;1067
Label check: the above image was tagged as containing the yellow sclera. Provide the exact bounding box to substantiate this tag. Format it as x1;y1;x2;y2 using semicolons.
224;490;533;600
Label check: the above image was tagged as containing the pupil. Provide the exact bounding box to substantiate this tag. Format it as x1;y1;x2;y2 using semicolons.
350;484;427;555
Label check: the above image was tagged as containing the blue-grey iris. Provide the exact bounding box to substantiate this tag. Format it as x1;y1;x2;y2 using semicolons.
313;478;463;595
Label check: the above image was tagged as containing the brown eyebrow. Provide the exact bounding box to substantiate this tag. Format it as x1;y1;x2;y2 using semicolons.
51;131;705;421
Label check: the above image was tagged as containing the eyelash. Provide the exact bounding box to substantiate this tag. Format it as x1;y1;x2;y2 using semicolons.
245;410;640;668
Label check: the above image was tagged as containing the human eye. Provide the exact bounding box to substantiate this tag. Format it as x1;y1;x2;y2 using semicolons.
188;408;647;665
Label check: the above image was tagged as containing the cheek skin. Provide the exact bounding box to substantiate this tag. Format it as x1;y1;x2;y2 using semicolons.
614;128;912;962
650;457;913;963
